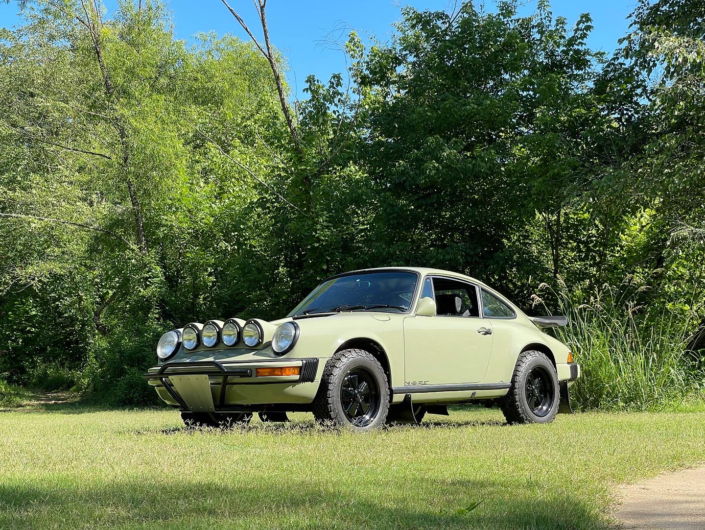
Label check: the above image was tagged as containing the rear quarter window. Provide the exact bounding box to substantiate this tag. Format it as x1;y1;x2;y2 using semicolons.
481;290;516;318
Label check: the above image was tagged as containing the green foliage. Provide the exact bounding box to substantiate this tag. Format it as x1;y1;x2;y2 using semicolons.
0;378;31;407
0;0;703;408
25;362;80;392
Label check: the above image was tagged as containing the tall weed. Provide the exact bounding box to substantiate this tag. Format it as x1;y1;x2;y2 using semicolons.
534;279;703;411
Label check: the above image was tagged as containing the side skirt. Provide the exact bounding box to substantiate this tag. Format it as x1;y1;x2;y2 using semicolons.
392;382;511;395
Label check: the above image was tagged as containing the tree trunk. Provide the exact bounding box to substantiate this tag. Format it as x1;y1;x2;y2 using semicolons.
544;209;561;278
81;1;149;255
126;178;148;255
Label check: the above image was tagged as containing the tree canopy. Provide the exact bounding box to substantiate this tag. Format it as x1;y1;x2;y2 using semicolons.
0;0;703;405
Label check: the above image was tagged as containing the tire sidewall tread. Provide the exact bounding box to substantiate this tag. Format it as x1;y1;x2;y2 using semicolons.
312;348;390;431
500;350;559;425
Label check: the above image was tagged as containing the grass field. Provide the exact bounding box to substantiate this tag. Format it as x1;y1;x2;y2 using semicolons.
1;404;704;529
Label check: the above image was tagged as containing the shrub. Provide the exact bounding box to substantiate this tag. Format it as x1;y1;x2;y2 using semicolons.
0;378;32;407
108;368;160;407
26;362;80;392
534;279;704;411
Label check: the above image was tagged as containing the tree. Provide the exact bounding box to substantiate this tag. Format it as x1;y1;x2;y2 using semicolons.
0;0;289;398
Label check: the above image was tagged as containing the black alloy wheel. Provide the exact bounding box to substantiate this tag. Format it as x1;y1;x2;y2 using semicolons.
500;350;559;424
340;368;380;427
311;348;390;430
524;366;555;417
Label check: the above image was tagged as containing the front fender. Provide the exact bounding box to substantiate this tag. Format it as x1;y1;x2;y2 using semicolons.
291;313;405;386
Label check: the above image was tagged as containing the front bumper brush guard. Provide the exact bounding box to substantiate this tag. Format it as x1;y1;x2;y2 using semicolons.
143;359;319;411
144;361;252;409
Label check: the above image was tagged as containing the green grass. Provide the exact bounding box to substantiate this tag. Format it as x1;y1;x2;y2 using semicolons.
1;406;704;529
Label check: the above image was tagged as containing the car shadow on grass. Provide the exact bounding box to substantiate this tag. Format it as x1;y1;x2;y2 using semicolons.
0;477;605;529
131;416;509;436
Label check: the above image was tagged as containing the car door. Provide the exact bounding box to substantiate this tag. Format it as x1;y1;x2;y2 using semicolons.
478;288;519;381
403;276;494;385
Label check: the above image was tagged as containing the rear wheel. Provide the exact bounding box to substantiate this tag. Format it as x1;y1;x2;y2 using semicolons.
500;350;559;425
181;412;252;428
312;349;390;431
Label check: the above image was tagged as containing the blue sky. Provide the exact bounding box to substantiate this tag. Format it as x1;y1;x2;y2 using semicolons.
0;1;637;99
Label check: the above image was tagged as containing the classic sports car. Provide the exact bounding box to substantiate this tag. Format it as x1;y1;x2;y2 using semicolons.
145;267;580;430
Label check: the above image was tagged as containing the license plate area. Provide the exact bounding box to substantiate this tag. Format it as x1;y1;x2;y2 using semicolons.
169;374;215;412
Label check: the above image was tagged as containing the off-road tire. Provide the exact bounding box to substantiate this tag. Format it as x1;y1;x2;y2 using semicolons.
312;349;390;431
181;412;252;428
500;350;559;425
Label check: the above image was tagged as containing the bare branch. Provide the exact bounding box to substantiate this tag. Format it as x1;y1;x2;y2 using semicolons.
15;128;113;160
447;0;463;29
196;128;306;216
0;213;135;248
256;2;300;148
220;0;267;57
79;0;115;97
220;0;300;150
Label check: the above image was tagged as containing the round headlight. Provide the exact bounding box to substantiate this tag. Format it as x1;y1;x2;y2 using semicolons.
157;330;181;360
243;321;262;347
272;322;299;355
202;322;220;348
222;320;240;347
183;326;199;350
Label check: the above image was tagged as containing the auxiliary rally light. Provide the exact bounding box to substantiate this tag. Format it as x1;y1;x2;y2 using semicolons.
256;366;300;377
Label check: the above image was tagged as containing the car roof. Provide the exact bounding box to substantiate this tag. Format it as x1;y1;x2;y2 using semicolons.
326;267;486;287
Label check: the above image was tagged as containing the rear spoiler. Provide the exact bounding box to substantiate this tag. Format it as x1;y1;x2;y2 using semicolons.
529;316;568;328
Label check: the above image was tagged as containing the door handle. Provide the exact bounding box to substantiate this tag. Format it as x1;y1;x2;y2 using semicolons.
478;327;492;336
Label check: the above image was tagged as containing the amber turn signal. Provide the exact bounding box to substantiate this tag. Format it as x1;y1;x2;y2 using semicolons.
567;352;574;363
256;366;300;377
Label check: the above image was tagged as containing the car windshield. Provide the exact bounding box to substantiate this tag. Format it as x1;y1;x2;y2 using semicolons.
288;271;419;316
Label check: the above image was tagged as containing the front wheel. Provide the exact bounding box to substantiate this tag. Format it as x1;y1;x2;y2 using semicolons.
500;350;559;425
312;349;390;431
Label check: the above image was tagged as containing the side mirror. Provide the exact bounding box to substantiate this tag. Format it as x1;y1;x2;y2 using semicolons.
416;297;436;317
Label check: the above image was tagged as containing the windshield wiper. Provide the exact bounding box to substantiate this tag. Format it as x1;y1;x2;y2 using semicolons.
302;305;366;315
361;304;407;312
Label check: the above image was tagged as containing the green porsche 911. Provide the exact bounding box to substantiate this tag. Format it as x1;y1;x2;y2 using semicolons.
145;267;580;430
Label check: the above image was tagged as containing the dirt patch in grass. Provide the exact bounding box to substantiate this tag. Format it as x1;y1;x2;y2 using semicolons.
613;466;705;529
0;390;81;412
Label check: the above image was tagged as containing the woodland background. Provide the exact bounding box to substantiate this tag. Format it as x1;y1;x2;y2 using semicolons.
0;0;703;408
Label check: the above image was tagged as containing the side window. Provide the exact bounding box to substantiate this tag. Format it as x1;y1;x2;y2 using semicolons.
420;277;434;301
481;290;516;318
432;277;479;317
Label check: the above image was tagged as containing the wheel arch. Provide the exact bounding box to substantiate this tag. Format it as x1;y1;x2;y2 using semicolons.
335;338;392;387
520;343;556;367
